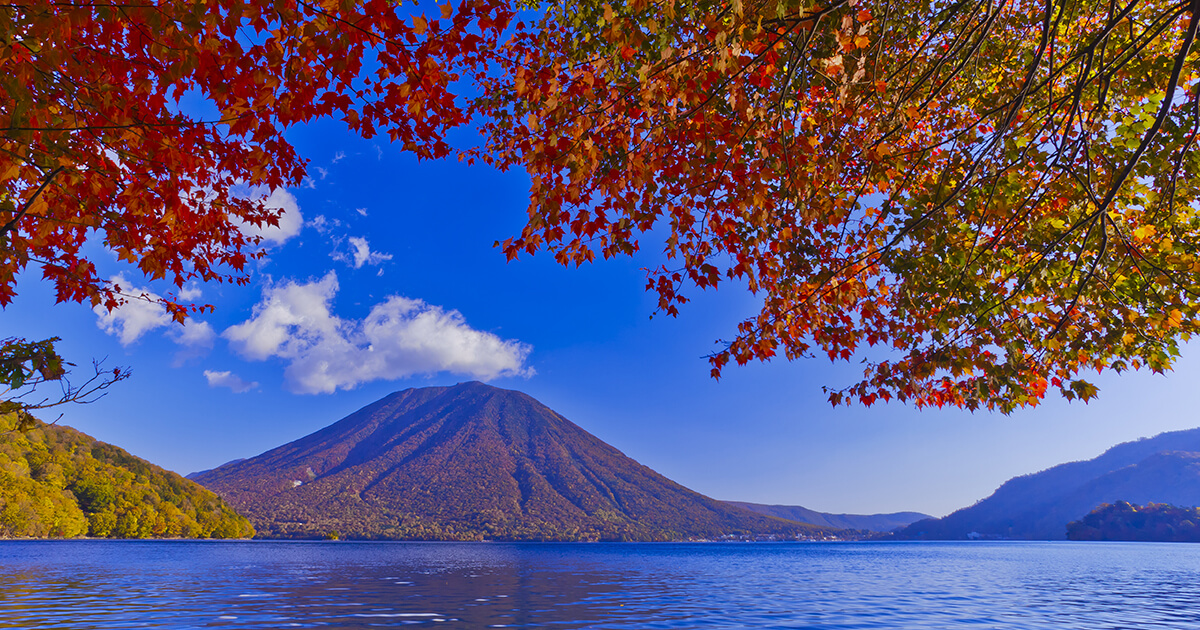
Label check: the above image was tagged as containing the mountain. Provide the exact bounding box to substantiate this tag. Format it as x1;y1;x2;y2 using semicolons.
725;501;930;532
898;428;1200;540
0;412;254;539
193;382;843;541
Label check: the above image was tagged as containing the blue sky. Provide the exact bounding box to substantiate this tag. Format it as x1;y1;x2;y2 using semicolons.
4;117;1199;518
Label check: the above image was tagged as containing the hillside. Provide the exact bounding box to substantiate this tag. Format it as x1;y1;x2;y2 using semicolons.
725;501;930;532
898;428;1200;540
0;413;254;538
194;382;842;541
1067;501;1200;542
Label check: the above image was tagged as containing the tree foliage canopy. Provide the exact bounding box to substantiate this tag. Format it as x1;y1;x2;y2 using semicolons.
0;412;253;538
3;0;1199;413
1;0;512;313
1;0;513;417
1068;501;1200;541
479;0;1200;411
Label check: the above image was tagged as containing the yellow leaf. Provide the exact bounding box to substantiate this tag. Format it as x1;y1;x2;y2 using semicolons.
1168;309;1183;328
25;193;47;217
825;55;844;76
1133;225;1156;240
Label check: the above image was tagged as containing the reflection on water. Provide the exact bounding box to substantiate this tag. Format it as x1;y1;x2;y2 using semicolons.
2;541;1200;628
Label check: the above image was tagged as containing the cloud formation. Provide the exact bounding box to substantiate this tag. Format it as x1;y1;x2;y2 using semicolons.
94;276;216;360
223;272;532;394
204;370;259;393
235;188;303;246
94;278;173;346
345;234;391;266
307;214;339;234
170;320;217;349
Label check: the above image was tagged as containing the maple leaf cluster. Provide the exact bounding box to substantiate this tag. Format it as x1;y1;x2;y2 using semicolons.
0;0;512;316
476;0;1200;412
4;0;1200;413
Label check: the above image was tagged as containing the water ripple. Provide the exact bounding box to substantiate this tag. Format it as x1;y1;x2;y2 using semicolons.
3;541;1200;628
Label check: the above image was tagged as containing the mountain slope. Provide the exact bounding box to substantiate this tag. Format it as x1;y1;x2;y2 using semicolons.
195;382;839;541
725;501;930;532
898;428;1200;540
0;413;253;538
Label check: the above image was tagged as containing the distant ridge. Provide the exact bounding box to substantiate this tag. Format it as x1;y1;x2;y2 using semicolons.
725;501;930;532
186;459;245;481
897;427;1200;540
194;382;843;541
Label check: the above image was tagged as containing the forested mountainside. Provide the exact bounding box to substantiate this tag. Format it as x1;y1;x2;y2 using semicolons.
0;413;254;539
898;428;1200;540
1068;501;1200;542
725;501;930;532
196;382;844;541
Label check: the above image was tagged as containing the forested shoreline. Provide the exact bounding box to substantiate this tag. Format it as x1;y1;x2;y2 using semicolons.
0;414;253;539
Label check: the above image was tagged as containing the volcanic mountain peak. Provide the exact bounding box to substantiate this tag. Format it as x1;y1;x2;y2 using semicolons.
195;382;833;541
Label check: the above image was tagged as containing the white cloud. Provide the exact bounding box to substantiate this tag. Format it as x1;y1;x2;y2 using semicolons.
235;188;303;247
308;214;339;235
94;275;216;358
170;320;216;348
178;285;203;301
316;167;329;180
355;207;368;217
224;272;532;394
204;370;259;393
168;320;216;366
338;236;392;269
224;272;342;362
94;275;172;345
332;151;346;164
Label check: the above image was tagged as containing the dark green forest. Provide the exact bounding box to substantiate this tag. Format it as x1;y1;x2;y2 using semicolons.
1067;502;1200;542
0;413;253;538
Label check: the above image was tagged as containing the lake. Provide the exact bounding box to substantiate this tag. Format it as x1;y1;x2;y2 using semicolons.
2;540;1199;628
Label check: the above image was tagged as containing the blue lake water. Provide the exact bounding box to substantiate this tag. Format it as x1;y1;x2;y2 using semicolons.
2;540;1199;628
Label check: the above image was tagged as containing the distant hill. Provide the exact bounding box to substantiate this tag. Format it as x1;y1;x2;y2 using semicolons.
0;413;254;539
898;428;1200;540
725;501;930;532
1068;500;1200;542
193;382;844;541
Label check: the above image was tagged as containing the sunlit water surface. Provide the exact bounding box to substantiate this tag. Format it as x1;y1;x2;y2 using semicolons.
2;541;1199;629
